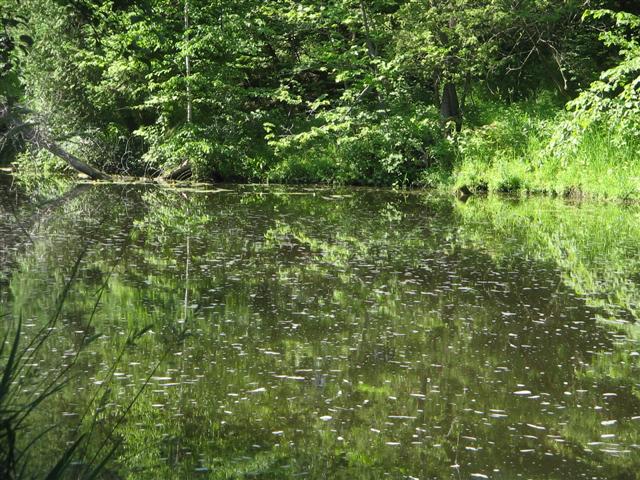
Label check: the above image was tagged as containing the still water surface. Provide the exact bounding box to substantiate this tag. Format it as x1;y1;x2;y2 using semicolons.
1;177;639;479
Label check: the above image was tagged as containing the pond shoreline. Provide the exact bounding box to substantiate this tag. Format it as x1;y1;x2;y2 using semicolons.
6;168;640;207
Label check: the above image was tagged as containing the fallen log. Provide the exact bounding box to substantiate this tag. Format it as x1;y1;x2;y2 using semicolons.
1;104;111;181
160;159;192;181
22;123;111;181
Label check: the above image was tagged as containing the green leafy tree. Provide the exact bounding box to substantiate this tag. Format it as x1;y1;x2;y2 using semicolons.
568;9;640;133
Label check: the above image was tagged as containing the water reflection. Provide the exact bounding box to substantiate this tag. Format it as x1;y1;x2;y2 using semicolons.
1;176;639;479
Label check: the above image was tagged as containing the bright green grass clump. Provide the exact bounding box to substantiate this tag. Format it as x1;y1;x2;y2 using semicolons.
453;94;640;200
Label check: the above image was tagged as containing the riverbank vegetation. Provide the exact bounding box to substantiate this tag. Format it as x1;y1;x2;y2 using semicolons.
1;1;639;197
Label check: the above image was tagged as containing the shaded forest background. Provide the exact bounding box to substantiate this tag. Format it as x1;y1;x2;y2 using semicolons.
1;0;639;194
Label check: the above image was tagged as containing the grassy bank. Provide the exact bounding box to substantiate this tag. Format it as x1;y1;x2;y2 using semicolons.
453;93;640;200
257;89;640;199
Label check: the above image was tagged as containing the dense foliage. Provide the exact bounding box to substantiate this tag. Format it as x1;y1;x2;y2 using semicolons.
1;0;639;191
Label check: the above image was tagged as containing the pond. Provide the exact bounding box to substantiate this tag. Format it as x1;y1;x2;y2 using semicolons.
1;175;639;479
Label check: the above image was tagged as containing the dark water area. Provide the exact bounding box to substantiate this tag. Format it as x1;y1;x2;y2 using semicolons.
1;175;639;479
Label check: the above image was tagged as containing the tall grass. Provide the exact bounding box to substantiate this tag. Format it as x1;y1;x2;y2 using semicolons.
0;247;158;479
453;93;640;200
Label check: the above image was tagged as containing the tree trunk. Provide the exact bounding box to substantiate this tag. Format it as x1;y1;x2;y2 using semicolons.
184;0;192;123
160;160;192;181
359;0;377;59
165;0;194;181
440;82;462;132
22;123;111;180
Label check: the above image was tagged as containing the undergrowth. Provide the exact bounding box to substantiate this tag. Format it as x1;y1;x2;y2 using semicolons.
453;92;640;200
